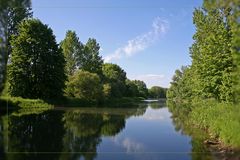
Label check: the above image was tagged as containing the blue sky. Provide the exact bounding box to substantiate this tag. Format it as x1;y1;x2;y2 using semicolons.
32;0;203;88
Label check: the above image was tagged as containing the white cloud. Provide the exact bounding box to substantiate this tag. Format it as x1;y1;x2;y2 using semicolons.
112;137;145;153
129;74;167;88
135;74;165;80
104;17;169;62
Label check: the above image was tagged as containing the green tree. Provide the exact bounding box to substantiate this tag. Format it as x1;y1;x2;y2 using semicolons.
125;79;138;97
8;19;66;99
60;30;83;76
132;80;148;98
65;70;102;101
102;63;126;97
0;0;32;94
78;38;103;75
167;66;194;104
149;86;167;99
189;6;233;102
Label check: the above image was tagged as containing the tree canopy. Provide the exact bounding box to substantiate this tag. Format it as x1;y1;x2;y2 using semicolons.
168;0;236;104
149;86;167;99
65;70;102;101
8;19;66;99
102;63;127;98
60;30;83;76
0;0;32;94
79;38;103;75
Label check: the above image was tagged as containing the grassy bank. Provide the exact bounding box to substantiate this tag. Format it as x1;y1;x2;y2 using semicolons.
0;96;145;109
189;100;240;148
0;96;53;109
168;99;240;149
43;96;144;107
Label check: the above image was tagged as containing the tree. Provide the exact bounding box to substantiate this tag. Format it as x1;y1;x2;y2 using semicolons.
60;30;83;76
149;86;167;99
168;0;236;104
132;80;148;98
102;63;126;97
125;79;138;97
167;66;193;104
8;19;66;99
0;0;32;94
65;70;102;101
189;6;233;102
78;38;103;75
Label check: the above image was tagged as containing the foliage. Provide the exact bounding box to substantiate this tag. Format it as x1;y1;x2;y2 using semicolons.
8;19;66;99
191;7;233;102
0;96;53;109
167;0;240;149
102;83;111;98
167;66;194;104
79;38;103;75
65;70;102;102
125;79;139;97
60;30;83;76
0;0;32;94
190;100;240;148
148;86;167;98
102;63;127;98
131;80;148;98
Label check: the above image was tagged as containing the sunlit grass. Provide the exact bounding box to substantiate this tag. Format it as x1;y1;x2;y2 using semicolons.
189;100;240;148
0;96;53;109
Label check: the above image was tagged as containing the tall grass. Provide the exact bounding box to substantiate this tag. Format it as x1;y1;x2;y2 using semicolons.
189;100;240;148
0;96;53;109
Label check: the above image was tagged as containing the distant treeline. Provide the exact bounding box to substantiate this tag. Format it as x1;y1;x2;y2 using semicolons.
167;0;240;148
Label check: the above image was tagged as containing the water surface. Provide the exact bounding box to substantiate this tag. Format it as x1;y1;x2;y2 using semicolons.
0;101;228;159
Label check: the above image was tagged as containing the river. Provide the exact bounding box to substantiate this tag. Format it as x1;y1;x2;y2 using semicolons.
0;101;235;159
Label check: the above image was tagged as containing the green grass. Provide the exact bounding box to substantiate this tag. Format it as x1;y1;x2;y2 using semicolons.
0;96;53;109
0;96;145;109
168;98;240;149
189;100;240;148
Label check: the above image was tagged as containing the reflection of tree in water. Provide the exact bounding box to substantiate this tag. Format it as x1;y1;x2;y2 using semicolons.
61;111;126;160
0;116;5;160
169;104;214;160
148;101;166;109
5;110;65;160
0;105;147;160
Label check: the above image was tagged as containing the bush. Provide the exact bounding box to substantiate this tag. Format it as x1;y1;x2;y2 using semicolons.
65;70;102;102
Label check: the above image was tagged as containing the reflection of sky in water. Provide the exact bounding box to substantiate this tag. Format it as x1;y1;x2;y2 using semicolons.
98;106;192;154
139;106;170;121
111;136;145;153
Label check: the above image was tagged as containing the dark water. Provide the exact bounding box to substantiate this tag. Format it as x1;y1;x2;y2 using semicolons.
0;102;235;160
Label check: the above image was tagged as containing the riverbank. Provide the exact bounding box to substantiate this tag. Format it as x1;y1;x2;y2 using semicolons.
0;96;145;110
167;99;240;152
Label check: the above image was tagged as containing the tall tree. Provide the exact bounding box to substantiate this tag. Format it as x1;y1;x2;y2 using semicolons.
60;30;83;76
0;0;32;94
8;19;66;99
102;63;126;97
79;38;103;75
190;6;233;102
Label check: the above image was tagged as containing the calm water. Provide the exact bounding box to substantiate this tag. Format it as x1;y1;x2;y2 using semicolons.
0;101;232;160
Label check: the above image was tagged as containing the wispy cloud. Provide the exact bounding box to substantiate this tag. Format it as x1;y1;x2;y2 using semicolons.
135;74;165;80
112;137;145;153
129;74;168;88
104;17;169;62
